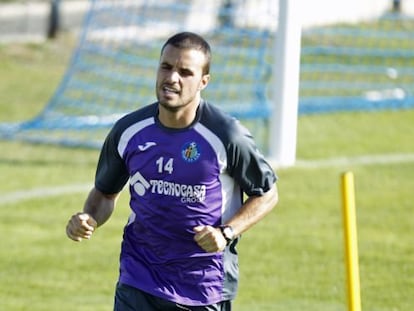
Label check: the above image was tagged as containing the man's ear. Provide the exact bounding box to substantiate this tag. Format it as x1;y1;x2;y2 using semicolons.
199;74;210;90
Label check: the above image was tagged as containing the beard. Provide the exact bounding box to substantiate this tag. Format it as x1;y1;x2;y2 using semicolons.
158;100;183;112
156;86;198;113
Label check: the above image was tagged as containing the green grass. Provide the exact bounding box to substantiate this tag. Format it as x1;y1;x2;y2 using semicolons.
1;35;414;311
0;36;74;121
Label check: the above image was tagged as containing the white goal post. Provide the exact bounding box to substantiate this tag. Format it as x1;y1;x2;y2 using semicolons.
269;0;302;168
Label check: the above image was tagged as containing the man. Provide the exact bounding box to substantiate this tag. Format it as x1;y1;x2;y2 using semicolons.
66;32;278;311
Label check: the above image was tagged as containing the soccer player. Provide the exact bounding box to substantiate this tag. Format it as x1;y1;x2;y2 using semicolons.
66;31;278;311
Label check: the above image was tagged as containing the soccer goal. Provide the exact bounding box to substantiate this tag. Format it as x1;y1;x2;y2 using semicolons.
3;1;412;166
0;0;280;154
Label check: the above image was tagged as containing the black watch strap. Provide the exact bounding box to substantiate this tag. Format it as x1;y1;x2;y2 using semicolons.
219;225;234;245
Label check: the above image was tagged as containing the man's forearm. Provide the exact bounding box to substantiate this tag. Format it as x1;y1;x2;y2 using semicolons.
227;184;278;237
83;187;118;227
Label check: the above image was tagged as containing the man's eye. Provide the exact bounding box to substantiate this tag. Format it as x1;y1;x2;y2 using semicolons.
180;70;192;77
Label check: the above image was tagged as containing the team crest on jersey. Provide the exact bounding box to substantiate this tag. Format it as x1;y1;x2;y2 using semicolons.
181;141;201;163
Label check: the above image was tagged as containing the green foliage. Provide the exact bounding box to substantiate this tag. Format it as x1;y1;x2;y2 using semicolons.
1;34;413;311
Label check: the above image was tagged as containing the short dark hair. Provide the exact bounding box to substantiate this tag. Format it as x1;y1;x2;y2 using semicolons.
161;32;211;75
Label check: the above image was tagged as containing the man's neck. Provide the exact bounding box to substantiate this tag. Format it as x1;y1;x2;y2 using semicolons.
158;101;200;129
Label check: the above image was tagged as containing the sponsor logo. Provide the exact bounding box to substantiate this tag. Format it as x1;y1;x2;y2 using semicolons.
181;141;201;163
130;170;206;203
138;142;156;151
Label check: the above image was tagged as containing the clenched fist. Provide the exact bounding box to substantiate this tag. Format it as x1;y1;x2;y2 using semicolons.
66;213;97;242
193;225;227;253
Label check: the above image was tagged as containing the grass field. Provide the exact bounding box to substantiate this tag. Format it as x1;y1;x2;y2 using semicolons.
1;34;414;311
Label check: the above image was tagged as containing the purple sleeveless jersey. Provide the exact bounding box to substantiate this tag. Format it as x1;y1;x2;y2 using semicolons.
94;100;277;306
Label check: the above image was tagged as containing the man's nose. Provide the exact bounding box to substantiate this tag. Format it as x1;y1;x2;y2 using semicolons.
166;70;180;83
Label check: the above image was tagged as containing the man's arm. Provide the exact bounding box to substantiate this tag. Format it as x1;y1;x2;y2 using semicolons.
194;183;278;252
226;182;278;236
66;187;120;242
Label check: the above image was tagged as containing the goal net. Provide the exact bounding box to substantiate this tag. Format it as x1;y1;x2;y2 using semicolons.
0;0;277;150
2;1;413;155
300;13;414;114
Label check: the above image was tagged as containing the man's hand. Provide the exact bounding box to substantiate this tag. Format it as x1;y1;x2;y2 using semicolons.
66;213;97;242
193;225;227;253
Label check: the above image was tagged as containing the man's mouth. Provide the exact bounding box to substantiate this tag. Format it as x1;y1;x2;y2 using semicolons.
163;86;180;95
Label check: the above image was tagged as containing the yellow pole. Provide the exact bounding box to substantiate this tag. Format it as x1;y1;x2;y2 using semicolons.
341;171;362;311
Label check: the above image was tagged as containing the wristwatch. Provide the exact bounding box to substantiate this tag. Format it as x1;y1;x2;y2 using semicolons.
219;225;235;246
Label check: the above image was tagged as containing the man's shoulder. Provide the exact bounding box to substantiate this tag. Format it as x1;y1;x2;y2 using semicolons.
113;102;158;131
200;100;248;140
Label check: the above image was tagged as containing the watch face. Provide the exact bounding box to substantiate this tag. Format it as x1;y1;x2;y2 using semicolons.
223;226;234;240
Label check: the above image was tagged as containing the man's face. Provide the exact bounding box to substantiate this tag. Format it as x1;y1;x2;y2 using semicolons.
156;45;210;112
